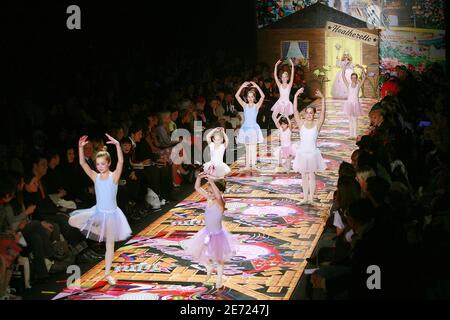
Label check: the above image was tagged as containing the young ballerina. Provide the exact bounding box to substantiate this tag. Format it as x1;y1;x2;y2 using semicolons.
235;81;265;172
274;114;294;172
271;59;295;122
203;127;231;179
293;88;327;204
69;134;132;285
181;172;235;289
332;50;354;99
342;64;366;139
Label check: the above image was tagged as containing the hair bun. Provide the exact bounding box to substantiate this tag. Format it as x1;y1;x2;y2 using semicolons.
102;146;108;152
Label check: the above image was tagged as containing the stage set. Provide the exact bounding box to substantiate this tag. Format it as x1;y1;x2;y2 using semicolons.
53;97;374;300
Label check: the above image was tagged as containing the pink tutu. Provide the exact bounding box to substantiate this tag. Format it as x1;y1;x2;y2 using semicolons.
343;101;362;117
278;145;295;158
181;227;237;265
271;99;294;116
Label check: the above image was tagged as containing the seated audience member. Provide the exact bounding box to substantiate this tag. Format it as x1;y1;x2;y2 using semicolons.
129;125;172;207
366;103;392;145
356;165;376;196
61;146;81;201
204;97;220;128
22;170;101;263
338;162;356;179
156;112;179;149
117;137;144;221
381;75;399;98
43;149;66;196
6;173;70;282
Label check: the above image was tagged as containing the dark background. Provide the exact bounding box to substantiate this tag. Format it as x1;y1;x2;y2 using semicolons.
2;0;257;108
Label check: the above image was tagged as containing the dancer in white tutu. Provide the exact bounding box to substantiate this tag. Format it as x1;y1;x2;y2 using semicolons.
181;173;235;289
274;114;295;172
331;51;354;99
69;134;132;285
203;127;231;179
235;81;265;172
342;64;366;139
293;89;327;204
271;59;295;121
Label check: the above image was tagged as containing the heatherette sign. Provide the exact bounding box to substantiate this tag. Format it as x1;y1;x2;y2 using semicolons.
326;21;379;46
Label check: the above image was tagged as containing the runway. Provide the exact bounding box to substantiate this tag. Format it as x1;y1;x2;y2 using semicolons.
54;98;374;300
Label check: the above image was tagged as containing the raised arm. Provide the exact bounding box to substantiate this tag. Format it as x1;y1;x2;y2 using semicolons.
293;87;305;127
316;89;326;131
78;136;97;182
342;64;349;88
286;114;293;129
274;60;282;88
195;173;210;199
206;128;216;145
235;82;248;107
105;133;123;184
207;176;225;209
250;82;265;110
289;59;295;87
220;127;229;148
273;114;282;129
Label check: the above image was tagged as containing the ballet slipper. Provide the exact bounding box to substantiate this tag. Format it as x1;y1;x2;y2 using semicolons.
215;276;224;290
105;275;116;286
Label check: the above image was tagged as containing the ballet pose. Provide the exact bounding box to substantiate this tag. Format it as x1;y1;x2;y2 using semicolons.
69;134;132;285
203;127;231;179
293;89;327;204
181;173;235;289
235;81;265;172
331;51;354;99
271;59;295;121
342;64;366;138
274;114;294;172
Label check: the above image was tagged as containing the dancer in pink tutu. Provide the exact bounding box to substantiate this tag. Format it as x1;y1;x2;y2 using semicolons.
181;172;235;289
69;134;132;286
293;88;327;204
342;64;366;139
271;59;295;123
274;114;295;173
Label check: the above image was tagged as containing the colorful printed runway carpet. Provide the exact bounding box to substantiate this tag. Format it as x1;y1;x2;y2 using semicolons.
54;98;374;300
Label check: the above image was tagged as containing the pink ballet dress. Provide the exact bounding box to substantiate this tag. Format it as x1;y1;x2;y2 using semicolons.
279;128;295;158
203;143;231;178
69;173;132;242
343;84;362;117
293;124;327;173
271;85;294;116
181;201;236;265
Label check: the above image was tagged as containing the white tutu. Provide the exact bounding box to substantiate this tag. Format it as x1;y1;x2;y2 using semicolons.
69;206;132;242
203;143;231;178
293;125;327;173
203;161;231;178
292;150;327;173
